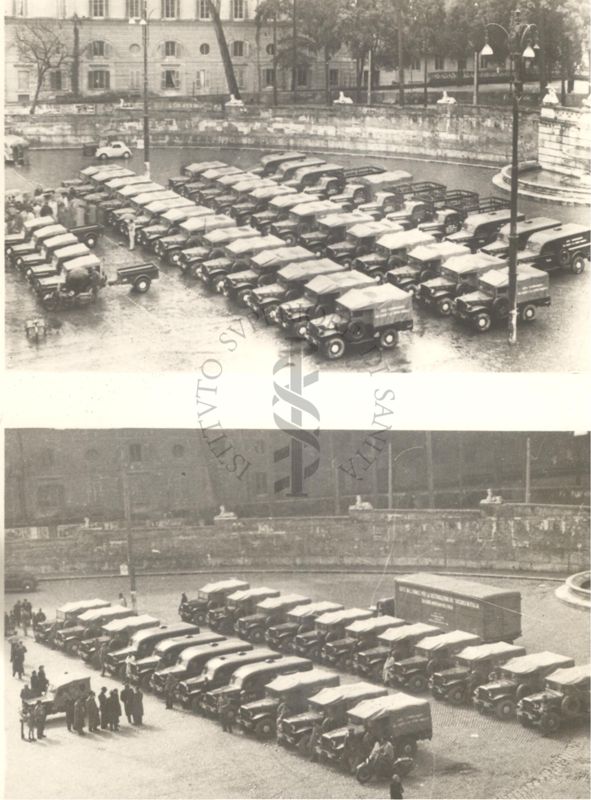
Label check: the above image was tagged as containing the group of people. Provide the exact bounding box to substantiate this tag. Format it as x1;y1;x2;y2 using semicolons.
6;598;46;638
4;186;89;234
62;684;144;735
17;659;50;742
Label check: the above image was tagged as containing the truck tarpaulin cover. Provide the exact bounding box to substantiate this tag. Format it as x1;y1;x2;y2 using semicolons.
547;664;591;686
266;669;338;694
309;682;386;708
503;652;575;675
348;693;432;732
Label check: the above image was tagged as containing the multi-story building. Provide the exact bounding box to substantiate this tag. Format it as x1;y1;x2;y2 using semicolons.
4;0;356;104
5;430;589;527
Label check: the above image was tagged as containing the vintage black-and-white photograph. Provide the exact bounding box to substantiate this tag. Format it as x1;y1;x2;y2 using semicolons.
4;0;590;373
4;428;590;799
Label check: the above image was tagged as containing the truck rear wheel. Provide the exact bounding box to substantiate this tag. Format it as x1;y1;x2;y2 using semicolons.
540;711;561;736
520;304;536;323
408;674;428;693
437;297;453;316
560;694;582;717
379;328;399;349
396;737;417;758
255;719;275;739
495;698;516;720
133;277;151;293
355;763;372;784
473;312;491;333
446;686;466;705
570;253;586;274
322;336;346;360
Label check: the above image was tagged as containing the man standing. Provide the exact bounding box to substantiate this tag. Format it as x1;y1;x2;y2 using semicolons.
37;666;49;695
86;692;100;732
98;687;109;729
128;218;136;251
121;682;134;724
21;607;31;637
108;689;122;731
132;687;144;726
98;641;109;677
30;670;40;696
164;673;177;710
14;642;26;679
390;773;404;799
34;701;46;739
218;695;234;733
73;696;86;735
64;697;75;732
124;653;136;682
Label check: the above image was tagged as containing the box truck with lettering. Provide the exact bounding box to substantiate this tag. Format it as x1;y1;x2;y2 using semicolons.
392;573;521;643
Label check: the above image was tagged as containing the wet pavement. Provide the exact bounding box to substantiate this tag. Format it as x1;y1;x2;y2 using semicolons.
4;571;590;799
5;146;590;373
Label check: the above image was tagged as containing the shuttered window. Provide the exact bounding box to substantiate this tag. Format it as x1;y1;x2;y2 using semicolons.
161;0;179;18
232;0;245;19
88;69;111;89
197;0;210;18
126;0;141;17
161;69;181;89
89;0;108;18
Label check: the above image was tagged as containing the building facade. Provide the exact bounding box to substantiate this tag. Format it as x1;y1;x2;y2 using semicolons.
5;430;589;527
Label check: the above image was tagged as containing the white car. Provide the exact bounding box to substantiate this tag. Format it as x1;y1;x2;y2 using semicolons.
96;141;132;161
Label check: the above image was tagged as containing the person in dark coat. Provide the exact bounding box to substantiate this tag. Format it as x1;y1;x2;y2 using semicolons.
120;682;134;723
132;687;144;726
108;689;122;731
73;696;86;734
37;666;49;695
86;692;100;732
13;643;26;679
30;670;40;696
40;200;53;218
34;701;46;739
13;601;22;626
98;687;109;729
164;673;177;710
64;697;75;732
389;773;404;799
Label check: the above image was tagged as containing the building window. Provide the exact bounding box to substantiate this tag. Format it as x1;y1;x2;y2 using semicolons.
161;69;181;90
198;0;210;18
85;448;99;462
234;66;246;89
232;0;245;19
329;68;338;86
200;43;210;55
195;69;207;90
37;484;64;512
232;40;244;58
129;68;141;89
434;55;444;70
126;0;141;17
296;67;308;87
410;58;421;71
162;0;178;18
90;0;108;18
88;69;110;89
129;43;141;55
172;444;185;458
254;471;267;494
17;70;30;91
39;448;55;468
263;68;275;87
164;40;178;57
91;40;106;58
13;0;28;15
129;443;143;462
266;43;274;56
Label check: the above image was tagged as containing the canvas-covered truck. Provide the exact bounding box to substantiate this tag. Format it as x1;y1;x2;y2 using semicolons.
452;265;551;332
446;206;525;251
238;668;340;739
393;573;522;642
515;222;591;275
386;240;471;296
356;623;442;682
276;270;377;339
5;215;55;255
303;165;385;199
26;243;91;285
128;631;224;688
235;594;311;644
473;651;575;720
429;641;526;705
54;604;131;653
220;245;314;305
481;216;561;258
207;587;281;635
77;613;160;665
389;630;482;693
161;214;235;267
251;151;307;177
298;210;377;255
271;199;347;245
417;251;506;316
103;622;199;678
197;170;260;206
277;681;387;751
353;229;436;281
325;219;404;266
34;598;110;646
265;601;344;653
517;664;590;735
206;233;285;293
230;183;297;226
138;205;212;251
211;176;277;214
24;673;91;717
322;616;405;671
250;191;321;233
337;170;413;212
305;284;414;360
193;226;262;283
168;160;227;190
292;607;373;661
179;578;250;625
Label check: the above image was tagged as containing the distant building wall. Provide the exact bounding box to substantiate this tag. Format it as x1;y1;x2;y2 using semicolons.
538;106;591;179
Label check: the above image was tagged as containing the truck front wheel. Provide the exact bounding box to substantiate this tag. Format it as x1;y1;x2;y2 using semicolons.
408;674;428;693
396;737;417;758
446;686;466;705
570;253;586;274
520;304;536;322
322;336;346;360
473;312;491;333
540;711;561;736
250;628;265;643
379;328;399;349
437;297;453;316
495;698;516;721
255;719;275;739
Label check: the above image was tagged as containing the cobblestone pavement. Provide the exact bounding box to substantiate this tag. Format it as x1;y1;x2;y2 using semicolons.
5;571;589;799
5;146;590;373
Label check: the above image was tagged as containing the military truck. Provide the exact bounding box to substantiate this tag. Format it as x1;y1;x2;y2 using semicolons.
27;243;91;286
322;616;405;671
303;165;384;199
235;594;311;644
78;613;159;665
250;191;321;234
181;165;243;200
353;229;436;281
194;226;262;283
251;151;307;177
271;199;347;245
452;265;551;332
162;214;235;267
34;598;110;646
417;189;482;239
265;600;344;653
103;622;198;678
128;631;225;688
298;210;377;255
292;607;373;661
515;222;591;275
54;604;131;653
139;205;213;252
197;170;259;206
238;669;340;739
393;573;522;642
386;240;471;297
207;587;281;635
305;284;414;360
276;270;377;339
149;638;252;695
283;162;343;191
179;578;249;625
277;681;387;750
481;216;561;258
230;183;297;226
446;206;526;251
356;622;442;682
211;176;277;214
205;233;285;293
201;655;313;719
473;651;575;720
429;641;526;704
177;648;281;711
389;630;482;692
325;219;404;266
220;245;313;305
338;170;413;212
24;673;91;717
517;664;590;735
417;251;506;316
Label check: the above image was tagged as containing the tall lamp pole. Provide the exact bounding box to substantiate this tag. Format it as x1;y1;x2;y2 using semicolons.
130;1;150;178
481;9;538;345
292;0;297;101
72;14;81;96
120;454;138;612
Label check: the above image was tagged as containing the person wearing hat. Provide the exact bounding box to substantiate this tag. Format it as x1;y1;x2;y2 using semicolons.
37;666;49;694
40;199;52;218
86;692;100;732
98;686;109;729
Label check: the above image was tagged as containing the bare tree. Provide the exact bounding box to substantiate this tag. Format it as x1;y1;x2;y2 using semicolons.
14;20;72;114
206;0;241;99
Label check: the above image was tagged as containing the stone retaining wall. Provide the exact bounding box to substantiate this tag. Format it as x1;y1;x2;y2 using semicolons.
538;106;591;178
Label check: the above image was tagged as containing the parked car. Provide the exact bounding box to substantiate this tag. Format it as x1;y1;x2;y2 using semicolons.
517;664;590;735
236;595;311;644
389;630;482;693
179;579;250;625
416;251;506;316
207;587;280;635
516;222;591;275
355;622;442;681
5;570;38;592
95;140;132;160
265;601;344;654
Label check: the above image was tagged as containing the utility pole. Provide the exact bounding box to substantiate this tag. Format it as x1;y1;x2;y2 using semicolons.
397;1;405;106
72;14;81;96
473;49;479;105
387;437;393;508
292;0;297;101
367;48;373;105
524;436;531;503
272;13;278;107
121;458;138;611
425;432;435;508
142;1;150;178
423;46;428;107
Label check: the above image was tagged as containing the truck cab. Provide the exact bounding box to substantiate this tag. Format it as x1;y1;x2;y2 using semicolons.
304;165;385;199
322;615;405;671
230;183;297;226
112;189;173;232
238;668;339;739
299;211;376;255
18;232;80;271
474;651;574;720
104;622;199;678
446;207;525;251
277;681;386;750
179;578;250;626
276;269;377;339
34;598;110;646
221;245;314;305
429;641;526;705
275;157;326;184
129;632;224;688
306;283;414;360
325;219;403;266
282;162;341;191
185;165;244;200
149;638;252;695
515;222;591;275
6;215;55;254
198;170;258;205
27;242;91;285
390;630;482;693
357;622;442;682
417;190;481;239
252;151;307;177
177;647;279;711
119;192;184;235
271;199;347;245
517;664;590;735
212;176;277;213
337;170;413;210
194;226;262;283
251;191;321;233
208;234;286;293
78;613;159;664
105;182;165;221
207;587;281;635
354;229;436;281
452;265;551;332
202;655;313;718
246;258;343;324
292;607;373;661
236;594;311;644
417;251;506;316
137;203;206;249
164;214;235;268
54;603;130;653
266;600;343;653
387;240;471;296
481;216;561;258
10;224;68;267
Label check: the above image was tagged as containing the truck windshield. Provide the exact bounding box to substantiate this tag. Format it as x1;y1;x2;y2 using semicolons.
303;289;319;303
376;244;389;258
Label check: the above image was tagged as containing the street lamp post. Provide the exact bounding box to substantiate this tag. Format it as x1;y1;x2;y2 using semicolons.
130;1;150;178
481;9;538;345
